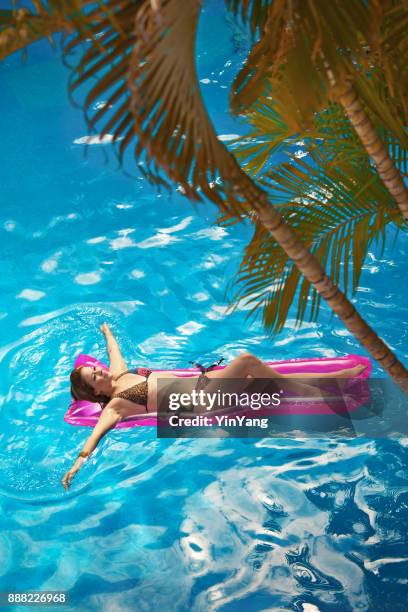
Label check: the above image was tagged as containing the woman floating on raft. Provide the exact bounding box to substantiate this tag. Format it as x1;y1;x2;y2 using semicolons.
62;323;367;489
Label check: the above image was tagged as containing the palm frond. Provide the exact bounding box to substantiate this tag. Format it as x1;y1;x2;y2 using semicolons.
231;97;300;176
64;2;141;165
226;145;405;333
351;70;408;149
230;0;371;116
127;0;248;210
0;1;119;61
379;128;408;176
371;1;408;122
64;0;248;213
229;0;408;145
224;0;270;37
0;4;70;61
232;93;408;186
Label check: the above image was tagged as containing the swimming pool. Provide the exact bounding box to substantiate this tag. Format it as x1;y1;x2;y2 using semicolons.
1;1;408;610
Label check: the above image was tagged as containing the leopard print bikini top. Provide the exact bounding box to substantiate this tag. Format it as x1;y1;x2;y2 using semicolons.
112;368;152;408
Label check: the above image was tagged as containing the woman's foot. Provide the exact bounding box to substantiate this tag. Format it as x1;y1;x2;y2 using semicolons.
338;364;367;378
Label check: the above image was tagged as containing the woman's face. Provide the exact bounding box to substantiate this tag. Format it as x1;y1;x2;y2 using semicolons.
80;366;113;396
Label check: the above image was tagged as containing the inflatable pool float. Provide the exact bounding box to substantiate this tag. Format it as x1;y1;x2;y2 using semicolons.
64;354;372;429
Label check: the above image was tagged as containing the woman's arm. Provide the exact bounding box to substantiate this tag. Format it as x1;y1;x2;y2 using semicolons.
100;322;128;375
61;404;122;490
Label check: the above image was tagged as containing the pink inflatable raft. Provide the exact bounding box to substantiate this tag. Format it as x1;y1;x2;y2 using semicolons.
65;354;372;429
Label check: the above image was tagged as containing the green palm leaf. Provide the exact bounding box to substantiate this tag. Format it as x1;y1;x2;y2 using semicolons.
373;1;408;121
225;0;270;36
226;144;405;333
230;0;370;113
228;1;408;145
0;5;66;60
0;2;103;62
232;95;408;182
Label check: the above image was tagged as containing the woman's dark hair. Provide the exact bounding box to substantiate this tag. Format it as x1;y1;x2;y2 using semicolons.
70;366;111;405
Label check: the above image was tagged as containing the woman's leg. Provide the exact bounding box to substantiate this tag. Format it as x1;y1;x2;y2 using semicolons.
282;365;367;379
148;354;365;412
202;353;324;408
205;353;280;381
205;353;366;381
202;353;364;410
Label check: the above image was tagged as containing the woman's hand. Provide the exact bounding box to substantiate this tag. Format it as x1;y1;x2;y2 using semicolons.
100;322;111;336
61;467;77;490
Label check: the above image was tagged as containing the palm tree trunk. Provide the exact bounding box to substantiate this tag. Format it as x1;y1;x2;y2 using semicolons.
335;79;408;220
317;49;408;220
227;159;408;392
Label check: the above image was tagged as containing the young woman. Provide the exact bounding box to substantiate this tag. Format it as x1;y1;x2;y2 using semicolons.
62;323;366;489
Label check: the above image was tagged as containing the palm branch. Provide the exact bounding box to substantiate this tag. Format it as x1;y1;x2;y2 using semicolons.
64;0;247;209
226;145;405;333
233;95;408;179
0;4;73;61
228;0;408;124
227;0;408;219
227;100;406;330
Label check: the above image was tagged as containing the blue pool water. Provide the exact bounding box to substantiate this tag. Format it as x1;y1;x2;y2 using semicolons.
1;2;408;610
